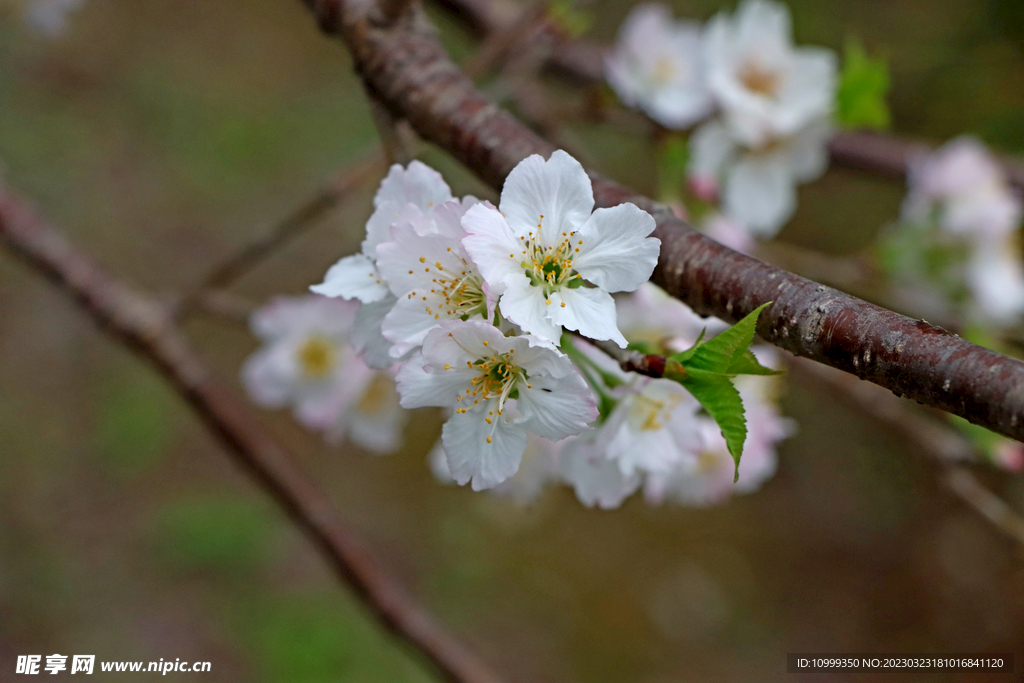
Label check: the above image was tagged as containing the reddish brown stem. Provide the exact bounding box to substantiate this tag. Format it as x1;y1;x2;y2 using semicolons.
0;183;506;683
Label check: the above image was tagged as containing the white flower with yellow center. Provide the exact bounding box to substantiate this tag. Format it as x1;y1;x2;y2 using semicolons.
396;320;597;490
375;199;493;358
462;150;660;348
605;3;713;129
242;295;405;453
311;160;453;304
704;0;836;148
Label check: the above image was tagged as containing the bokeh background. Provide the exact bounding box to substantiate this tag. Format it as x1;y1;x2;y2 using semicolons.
2;0;1024;681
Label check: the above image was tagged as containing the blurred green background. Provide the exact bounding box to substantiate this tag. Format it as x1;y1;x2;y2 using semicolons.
2;0;1024;681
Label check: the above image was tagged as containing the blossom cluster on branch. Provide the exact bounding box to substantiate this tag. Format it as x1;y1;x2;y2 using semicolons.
606;0;837;238
242;150;793;507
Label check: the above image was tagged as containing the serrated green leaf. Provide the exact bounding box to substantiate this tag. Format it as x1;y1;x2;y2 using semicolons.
671;303;771;375
680;368;747;481
727;348;783;376
836;38;891;130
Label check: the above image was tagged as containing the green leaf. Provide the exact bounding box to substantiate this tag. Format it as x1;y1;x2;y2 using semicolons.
727;348;783;376
547;0;593;38
836;38;891;130
671;303;771;375
679;368;746;481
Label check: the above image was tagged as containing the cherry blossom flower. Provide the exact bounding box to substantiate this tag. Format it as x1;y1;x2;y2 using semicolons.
902;137;1022;242
965;245;1024;326
375;198;492;358
559;432;641;509
462;150;660;347
689;116;832;236
396;320;597;490
312;161;453;304
704;0;837;148
605;3;713;129
242;295;405;453
701;211;755;255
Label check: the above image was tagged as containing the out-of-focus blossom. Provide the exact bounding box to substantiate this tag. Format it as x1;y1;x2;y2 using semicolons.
605;4;714;129
704;0;837;148
966;245;1024;326
560;432;642;509
462;150;660;348
702;211;755;254
903;137;1022;242
396;320;597;490
689;116;832;237
242;295;405;453
24;0;84;38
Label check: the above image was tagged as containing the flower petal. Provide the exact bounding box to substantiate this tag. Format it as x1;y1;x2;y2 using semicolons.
497;276;563;346
352;296;402;369
516;371;597;441
560;434;640;509
724;152;796;237
573;203;660;292
310;253;389;303
395;353;476;409
549;287;627;347
499;150;594;244
374;160;453;210
443;403;528;490
461;203;524;291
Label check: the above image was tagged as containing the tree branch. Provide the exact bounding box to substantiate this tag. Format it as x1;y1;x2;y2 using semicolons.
298;0;1024;443
0;182;505;683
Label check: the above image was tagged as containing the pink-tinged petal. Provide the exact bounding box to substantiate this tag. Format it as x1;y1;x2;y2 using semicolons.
549;287;627;347
376;222;470;297
310;254;389;303
381;294;446;357
497;277;563;346
499;150;594;244
395;353;476;409
560;434;640;509
364;201;427;256
516;371;597;441
352;296;402;369
461;203;524;289
443;403;528;490
373;160;453;210
241;344;297;408
573;203;659;292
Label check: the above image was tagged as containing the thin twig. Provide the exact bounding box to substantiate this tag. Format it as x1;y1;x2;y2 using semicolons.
0;182;506;683
175;150;387;319
587;337;671;378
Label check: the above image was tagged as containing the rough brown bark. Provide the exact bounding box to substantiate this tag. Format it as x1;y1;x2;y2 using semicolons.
0;183;506;683
299;0;1024;443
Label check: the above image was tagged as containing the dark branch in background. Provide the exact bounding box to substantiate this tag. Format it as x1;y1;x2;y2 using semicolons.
298;0;1024;443
433;0;1024;190
175;150;387;319
0;183;505;683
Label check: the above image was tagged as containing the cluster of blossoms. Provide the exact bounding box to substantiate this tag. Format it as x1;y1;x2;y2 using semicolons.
888;136;1024;328
241;151;793;506
606;0;837;238
432;283;793;508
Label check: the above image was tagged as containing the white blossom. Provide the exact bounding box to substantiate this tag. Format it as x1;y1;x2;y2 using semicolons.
966;245;1024;326
560;432;641;509
902;136;1022;242
430;434;563;505
462;150;660;347
312;161;453;305
375;198;492;358
605;3;713;129
689;116;832;237
396;320;597;490
704;0;836;148
242;295;405;453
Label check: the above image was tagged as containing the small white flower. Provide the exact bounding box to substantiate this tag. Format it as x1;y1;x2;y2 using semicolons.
560;432;641;509
462;150;660;347
330;372;408;453
312;161;453;304
689;116;832;236
242;296;405;452
396;320;597;490
704;0;836;148
903;136;1022;242
605;3;713;129
375;198;492;358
